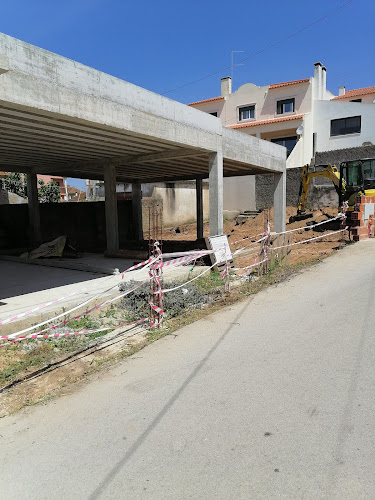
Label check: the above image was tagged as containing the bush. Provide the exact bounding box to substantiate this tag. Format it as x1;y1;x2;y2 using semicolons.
119;279;208;320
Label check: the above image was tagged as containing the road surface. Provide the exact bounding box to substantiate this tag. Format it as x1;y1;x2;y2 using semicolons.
1;240;375;499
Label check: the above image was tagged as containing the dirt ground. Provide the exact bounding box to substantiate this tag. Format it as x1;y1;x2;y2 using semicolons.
0;206;350;417
165;206;348;268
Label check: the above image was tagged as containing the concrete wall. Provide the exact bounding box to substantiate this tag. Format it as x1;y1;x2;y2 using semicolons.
150;181;209;227
0;201;135;251
256;169;302;210
255;167;338;210
223;176;256;212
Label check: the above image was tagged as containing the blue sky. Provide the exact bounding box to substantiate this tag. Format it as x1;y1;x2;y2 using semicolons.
1;0;373;189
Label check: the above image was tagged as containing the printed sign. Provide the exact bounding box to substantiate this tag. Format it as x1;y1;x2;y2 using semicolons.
206;235;232;266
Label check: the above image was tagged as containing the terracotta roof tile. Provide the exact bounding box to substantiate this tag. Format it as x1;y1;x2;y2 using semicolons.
269;78;310;89
332;86;375;100
229;114;304;129
188;96;224;106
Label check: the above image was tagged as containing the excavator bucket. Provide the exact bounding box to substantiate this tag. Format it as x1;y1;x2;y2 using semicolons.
288;212;313;224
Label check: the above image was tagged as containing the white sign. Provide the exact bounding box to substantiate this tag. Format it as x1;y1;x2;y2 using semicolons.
206;235;232;266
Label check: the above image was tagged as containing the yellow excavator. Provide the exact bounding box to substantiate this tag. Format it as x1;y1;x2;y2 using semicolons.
289;158;375;223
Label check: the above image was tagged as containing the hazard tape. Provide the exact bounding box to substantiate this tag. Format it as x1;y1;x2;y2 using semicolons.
277;213;345;235
229;213;345;248
232;256;269;273
271;227;348;251
0;256;157;329
149;302;164;315
0;317;150;345
0;327;110;345
3;280;147;341
230;232;266;246
153;250;213;270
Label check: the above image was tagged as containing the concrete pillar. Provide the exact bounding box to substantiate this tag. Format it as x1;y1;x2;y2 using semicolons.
104;165;119;251
196;178;204;239
209;149;223;236
273;172;286;233
26;172;41;246
132;182;143;241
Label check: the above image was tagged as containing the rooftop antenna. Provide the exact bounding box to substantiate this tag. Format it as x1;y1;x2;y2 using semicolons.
231;50;244;84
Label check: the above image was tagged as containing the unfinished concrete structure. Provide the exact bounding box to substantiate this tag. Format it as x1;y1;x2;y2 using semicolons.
0;33;286;251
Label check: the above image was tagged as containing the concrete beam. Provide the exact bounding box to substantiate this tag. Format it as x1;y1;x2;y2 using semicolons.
0;164;32;174
132;182;143;241
104;165;119;252
222;127;285;173
26;172;41;246
209;148;223;236
32;148;208;174
0;55;9;75
273;172;286;232
196;178;204;239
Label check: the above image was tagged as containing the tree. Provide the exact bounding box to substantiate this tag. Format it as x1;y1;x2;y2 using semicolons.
3;172;26;198
3;173;61;203
37;179;61;203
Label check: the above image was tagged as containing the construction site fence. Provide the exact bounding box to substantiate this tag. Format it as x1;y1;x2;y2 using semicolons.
0;211;349;345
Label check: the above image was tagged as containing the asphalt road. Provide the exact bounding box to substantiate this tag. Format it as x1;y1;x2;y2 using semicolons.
1;240;375;500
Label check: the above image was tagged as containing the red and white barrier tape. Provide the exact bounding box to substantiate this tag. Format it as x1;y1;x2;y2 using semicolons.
162;259;219;293
0;327;109;345
153;250;213;270
233;256;269;273
3;280;147;341
271;227;348;251
0;256;157;328
149;303;164;315
0;317;150;345
229;213;345;248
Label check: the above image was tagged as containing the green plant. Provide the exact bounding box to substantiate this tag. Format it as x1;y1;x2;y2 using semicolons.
3;173;61;203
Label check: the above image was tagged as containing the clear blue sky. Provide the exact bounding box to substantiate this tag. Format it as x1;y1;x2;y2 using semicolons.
1;0;373;189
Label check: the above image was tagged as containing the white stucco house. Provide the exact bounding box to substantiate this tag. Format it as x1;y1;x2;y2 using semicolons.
188;63;375;210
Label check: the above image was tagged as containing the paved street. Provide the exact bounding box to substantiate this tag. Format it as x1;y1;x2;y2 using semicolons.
1;240;374;499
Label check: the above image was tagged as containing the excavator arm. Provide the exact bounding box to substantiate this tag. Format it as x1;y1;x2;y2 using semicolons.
290;164;346;223
297;164;344;213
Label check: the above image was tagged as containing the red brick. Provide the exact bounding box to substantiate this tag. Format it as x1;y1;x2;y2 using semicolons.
354;204;365;212
351;226;368;236
351;212;362;221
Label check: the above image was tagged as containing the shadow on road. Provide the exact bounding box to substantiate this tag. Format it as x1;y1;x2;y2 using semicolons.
89;300;251;499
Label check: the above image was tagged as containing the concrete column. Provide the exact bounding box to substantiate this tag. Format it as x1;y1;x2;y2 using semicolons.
208;149;223;236
26;172;41;246
132;182;143;241
196;178;204;239
104;165;119;251
273;172;286;233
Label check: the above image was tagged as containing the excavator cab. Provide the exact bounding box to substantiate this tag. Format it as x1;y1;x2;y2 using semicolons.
339;159;375;209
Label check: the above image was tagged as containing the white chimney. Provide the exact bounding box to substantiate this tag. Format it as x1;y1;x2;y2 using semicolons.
314;62;323;100
339;86;346;96
322;66;327;99
221;76;232;96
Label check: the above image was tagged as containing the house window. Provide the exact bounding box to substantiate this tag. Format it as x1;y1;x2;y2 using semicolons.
209;112;218;117
276;98;295;115
271;136;297;157
239;105;255;121
330;116;361;136
350;99;362;102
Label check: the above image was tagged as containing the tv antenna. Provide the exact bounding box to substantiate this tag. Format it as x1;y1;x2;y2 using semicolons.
231;50;244;83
